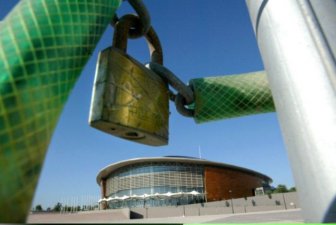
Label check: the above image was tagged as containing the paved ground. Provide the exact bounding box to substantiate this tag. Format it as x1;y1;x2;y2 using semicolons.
116;209;303;224
27;208;304;223
203;209;303;223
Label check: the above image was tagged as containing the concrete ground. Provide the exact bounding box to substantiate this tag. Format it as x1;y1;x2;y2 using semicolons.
27;208;304;223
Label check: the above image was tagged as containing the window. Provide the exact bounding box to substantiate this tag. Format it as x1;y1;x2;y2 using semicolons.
105;161;205;208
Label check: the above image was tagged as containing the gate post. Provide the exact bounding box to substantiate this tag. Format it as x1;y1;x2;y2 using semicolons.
246;0;336;222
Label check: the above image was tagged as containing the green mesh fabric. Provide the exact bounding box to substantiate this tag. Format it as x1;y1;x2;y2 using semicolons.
189;71;275;123
0;0;121;222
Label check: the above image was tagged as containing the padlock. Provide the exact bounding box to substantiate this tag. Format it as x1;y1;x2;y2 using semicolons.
88;15;169;146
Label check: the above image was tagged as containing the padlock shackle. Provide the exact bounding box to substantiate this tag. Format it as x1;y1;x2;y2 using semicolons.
111;0;151;39
112;14;163;65
145;27;163;65
112;15;137;53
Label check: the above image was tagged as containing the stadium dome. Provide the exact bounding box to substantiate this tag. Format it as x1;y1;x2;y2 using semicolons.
96;156;272;209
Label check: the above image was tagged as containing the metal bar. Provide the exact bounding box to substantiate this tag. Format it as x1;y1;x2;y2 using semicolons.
246;0;336;222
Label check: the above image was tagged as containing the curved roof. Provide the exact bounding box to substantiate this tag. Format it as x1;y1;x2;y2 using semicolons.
96;156;272;185
163;155;201;159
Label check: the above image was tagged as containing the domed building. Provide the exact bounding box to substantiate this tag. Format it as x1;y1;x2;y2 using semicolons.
96;156;272;209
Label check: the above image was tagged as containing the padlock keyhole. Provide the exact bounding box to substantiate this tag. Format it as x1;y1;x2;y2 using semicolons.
125;131;144;139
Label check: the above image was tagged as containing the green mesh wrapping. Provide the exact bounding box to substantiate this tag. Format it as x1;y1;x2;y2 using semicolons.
0;0;121;222
189;71;275;123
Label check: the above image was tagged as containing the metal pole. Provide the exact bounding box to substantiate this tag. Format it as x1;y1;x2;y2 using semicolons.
229;190;234;214
282;193;287;210
246;0;336;222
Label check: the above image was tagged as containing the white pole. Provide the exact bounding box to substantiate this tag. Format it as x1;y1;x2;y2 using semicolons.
66;197;68;213
76;196;79;212
246;0;336;222
86;195;88;210
73;197;76;213
60;197;63;214
68;197;70;213
71;197;74;213
198;145;202;159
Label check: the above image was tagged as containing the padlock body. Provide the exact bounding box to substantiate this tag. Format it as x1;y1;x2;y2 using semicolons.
89;47;169;146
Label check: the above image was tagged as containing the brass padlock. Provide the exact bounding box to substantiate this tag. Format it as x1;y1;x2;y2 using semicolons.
89;15;169;146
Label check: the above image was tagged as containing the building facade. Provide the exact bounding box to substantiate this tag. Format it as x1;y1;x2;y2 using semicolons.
96;156;272;209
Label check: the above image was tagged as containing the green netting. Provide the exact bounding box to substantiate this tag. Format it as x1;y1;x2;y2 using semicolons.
0;0;121;222
189;71;275;123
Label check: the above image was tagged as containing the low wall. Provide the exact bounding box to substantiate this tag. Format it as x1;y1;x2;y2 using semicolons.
28;193;300;223
203;192;299;209
199;206;233;216
28;208;130;223
185;207;200;216
148;207;184;218
78;208;129;215
104;192;299;220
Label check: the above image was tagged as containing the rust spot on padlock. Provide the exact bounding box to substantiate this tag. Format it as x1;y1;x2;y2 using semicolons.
89;15;168;146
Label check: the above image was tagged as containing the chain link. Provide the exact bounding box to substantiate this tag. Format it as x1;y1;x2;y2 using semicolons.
144;28;163;65
146;62;195;117
175;93;195;117
111;0;151;39
147;63;194;104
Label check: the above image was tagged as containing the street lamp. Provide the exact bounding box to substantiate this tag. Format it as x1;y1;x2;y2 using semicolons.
229;190;234;214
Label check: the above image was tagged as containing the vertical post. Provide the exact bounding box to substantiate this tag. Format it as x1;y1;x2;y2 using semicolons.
282;193;287;210
229;190;234;214
60;198;63;214
246;0;336;222
203;169;208;203
101;179;106;199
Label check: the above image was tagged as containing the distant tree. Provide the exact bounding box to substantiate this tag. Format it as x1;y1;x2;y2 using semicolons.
53;202;62;212
65;205;71;212
289;187;296;192
35;204;43;212
273;184;288;193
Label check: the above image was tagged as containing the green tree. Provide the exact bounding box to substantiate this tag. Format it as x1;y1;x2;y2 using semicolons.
289;186;296;192
53;202;62;212
64;205;71;212
273;184;288;193
35;204;43;212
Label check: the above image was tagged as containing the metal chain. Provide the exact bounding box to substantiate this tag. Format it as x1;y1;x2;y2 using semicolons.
147;63;193;104
147;62;195;117
111;0;151;39
144;28;163;65
175;93;195;118
113;14;163;64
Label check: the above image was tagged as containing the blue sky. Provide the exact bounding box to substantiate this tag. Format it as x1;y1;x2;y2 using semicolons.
1;0;294;208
